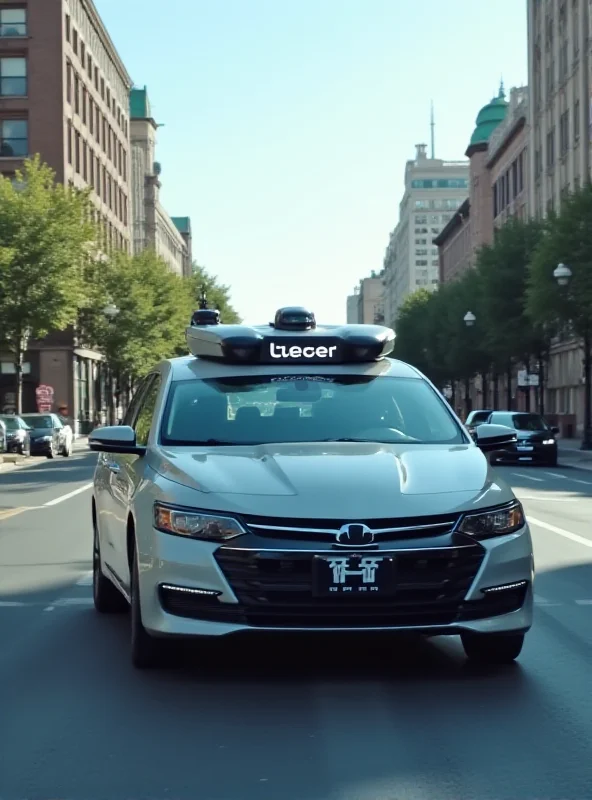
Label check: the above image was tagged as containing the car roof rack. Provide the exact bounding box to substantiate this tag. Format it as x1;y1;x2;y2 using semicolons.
186;306;395;365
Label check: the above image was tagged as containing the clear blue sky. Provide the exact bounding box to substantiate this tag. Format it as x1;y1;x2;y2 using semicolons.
96;0;527;324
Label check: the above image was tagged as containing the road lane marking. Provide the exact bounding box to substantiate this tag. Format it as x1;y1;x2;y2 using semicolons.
515;493;577;501
511;472;544;482
0;507;27;521
76;571;93;586
529;515;592;549
0;601;27;607
44;482;93;506
575;600;592;605
544;471;568;479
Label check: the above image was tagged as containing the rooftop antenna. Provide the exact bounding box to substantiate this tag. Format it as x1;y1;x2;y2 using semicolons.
430;100;435;159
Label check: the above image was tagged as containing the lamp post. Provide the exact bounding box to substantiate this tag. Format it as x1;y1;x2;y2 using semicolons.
553;262;592;450
102;303;120;425
199;287;208;310
462;311;477;419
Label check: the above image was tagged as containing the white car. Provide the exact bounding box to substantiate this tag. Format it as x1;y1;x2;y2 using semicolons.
89;306;531;670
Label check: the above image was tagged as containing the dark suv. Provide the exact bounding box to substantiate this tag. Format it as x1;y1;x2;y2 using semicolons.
486;411;559;466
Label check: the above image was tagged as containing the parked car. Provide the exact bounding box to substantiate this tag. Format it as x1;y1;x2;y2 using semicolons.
20;412;73;458
0;414;31;456
486;411;559;466
0;418;6;455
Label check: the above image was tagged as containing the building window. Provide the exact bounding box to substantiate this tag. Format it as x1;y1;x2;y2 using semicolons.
72;28;78;55
0;57;26;96
546;128;555;167
74;74;80;114
574;99;580;139
0;8;26;37
559;109;569;155
0;119;27;157
65;13;71;42
67;122;72;164
87;54;92;75
82;87;87;125
80;41;85;66
89;98;94;134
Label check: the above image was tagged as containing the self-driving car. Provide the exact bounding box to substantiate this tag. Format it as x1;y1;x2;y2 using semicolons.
89;306;531;670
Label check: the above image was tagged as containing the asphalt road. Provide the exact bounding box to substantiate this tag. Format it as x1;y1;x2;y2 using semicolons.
2;451;592;799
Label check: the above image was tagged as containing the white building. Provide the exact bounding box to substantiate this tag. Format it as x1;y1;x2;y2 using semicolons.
346;274;384;324
129;86;192;277
382;144;469;325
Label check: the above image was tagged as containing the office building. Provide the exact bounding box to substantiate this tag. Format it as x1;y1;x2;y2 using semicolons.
0;0;132;425
130;86;192;277
346;274;384;324
382;144;469;325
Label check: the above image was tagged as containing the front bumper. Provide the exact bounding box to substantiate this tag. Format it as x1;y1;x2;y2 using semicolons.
137;525;535;639
30;439;52;454
494;442;557;463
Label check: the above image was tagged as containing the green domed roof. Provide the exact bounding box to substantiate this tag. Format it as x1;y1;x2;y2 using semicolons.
469;83;508;146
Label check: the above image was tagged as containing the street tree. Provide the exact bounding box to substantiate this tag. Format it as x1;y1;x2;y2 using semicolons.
476;218;546;409
393;288;434;377
0;157;95;412
527;184;592;447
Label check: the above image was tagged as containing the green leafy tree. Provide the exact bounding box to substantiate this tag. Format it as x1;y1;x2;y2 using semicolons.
0;157;96;412
393;289;434;377
91;250;195;385
527;184;592;446
476;218;546;408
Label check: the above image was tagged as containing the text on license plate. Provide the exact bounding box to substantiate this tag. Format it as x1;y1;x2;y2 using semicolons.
517;445;534;451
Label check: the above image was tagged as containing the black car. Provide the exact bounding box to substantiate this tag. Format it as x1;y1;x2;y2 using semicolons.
20;413;68;459
0;415;31;456
486;411;559;466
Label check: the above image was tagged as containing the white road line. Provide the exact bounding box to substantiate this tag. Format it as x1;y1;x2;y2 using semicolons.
53;597;94;607
529;515;592;549
43;605;55;612
44;483;93;507
0;601;27;607
76;571;93;586
575;599;592;605
515;493;577;501
511;472;544;482
544;471;568;479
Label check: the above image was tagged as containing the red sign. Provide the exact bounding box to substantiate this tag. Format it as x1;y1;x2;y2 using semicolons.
36;384;54;412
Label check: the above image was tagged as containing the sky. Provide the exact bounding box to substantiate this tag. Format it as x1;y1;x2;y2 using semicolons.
96;0;528;325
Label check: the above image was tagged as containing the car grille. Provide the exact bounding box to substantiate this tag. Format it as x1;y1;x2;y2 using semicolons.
176;544;487;628
240;512;461;543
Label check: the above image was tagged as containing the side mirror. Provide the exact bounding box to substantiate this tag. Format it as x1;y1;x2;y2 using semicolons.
473;423;517;452
551;426;560;434
89;425;146;455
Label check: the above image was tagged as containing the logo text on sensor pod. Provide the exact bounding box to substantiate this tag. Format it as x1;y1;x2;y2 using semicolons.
269;342;338;359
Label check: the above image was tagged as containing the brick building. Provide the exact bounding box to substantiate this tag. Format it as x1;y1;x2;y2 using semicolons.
0;0;132;427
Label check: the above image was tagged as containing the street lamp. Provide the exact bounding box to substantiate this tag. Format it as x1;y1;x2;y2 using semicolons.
554;262;592;450
553;262;572;286
198;287;208;310
464;311;476;327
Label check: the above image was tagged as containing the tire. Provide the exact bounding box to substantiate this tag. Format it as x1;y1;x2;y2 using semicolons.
46;446;55;459
93;517;128;614
461;632;525;664
61;441;71;457
130;548;164;669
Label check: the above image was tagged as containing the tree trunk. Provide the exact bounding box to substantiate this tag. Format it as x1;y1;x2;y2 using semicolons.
582;331;592;450
538;353;545;416
464;378;471;419
506;364;512;409
493;373;499;409
481;372;488;408
13;335;24;415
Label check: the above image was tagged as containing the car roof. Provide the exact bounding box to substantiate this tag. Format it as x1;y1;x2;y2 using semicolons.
162;355;425;382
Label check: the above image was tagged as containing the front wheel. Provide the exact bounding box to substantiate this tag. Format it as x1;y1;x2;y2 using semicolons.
131;550;165;669
61;440;71;457
93;519;128;614
46;443;55;459
461;632;525;664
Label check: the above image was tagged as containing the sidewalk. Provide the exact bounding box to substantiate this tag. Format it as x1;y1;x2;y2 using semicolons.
557;437;592;470
0;436;89;472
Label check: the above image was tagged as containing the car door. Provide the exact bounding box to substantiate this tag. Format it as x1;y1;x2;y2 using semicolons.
95;376;152;588
51;414;64;452
108;373;162;588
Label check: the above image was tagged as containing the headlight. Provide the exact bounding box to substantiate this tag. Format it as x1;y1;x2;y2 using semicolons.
154;502;246;541
40;436;52;442
542;438;555;445
457;502;525;539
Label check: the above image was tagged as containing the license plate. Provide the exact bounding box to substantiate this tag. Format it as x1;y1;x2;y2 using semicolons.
517;445;534;451
312;554;396;597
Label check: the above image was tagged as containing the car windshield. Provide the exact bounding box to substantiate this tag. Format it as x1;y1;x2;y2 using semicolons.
160;375;466;446
511;413;549;431
21;415;53;429
0;416;20;431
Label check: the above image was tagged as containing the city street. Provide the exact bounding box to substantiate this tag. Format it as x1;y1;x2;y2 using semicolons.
2;450;592;799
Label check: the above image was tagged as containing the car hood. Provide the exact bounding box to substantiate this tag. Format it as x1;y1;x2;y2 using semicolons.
150;442;512;518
